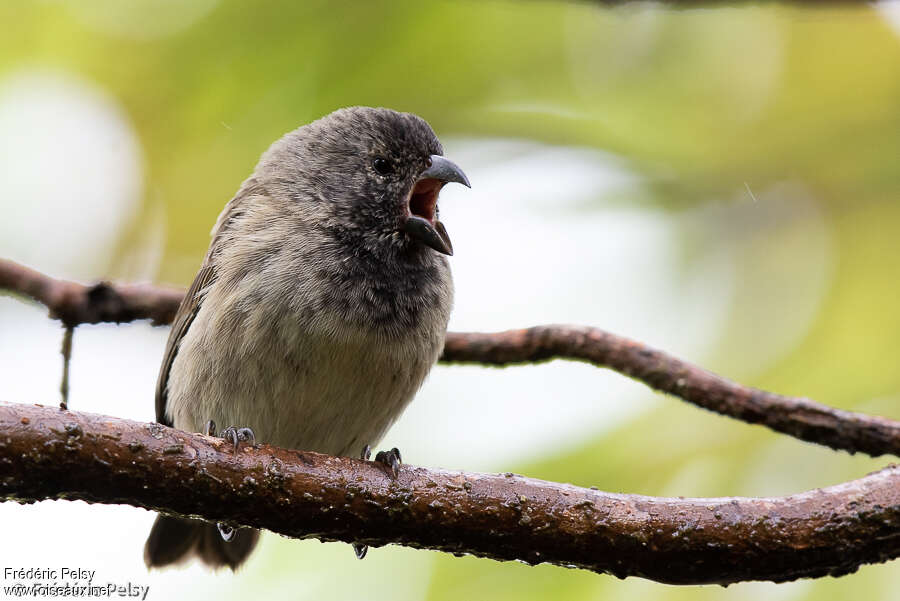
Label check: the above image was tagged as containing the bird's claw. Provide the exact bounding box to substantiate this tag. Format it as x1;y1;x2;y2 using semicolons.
351;444;376;560
351;542;368;560
374;447;402;479
217;522;236;542
204;420;254;542
204;420;255;455
222;426;255;454
350;444;401;559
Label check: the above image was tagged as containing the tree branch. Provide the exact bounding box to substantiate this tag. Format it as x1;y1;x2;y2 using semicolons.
1;401;898;585
2;257;898;458
0;258;182;327
442;328;900;458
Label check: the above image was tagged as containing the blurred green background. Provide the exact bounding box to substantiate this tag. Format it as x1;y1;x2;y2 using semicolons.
1;0;899;599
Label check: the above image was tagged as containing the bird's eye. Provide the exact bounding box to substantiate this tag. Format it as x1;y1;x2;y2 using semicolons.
373;158;393;176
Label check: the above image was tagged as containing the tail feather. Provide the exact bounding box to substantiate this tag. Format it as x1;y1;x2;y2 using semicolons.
144;515;259;570
196;522;261;568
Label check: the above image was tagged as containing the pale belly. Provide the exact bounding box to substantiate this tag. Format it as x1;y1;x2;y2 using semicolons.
165;303;440;457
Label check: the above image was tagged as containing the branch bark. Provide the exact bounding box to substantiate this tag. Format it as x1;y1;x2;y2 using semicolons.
0;258;182;327
2;257;898;458
2;401;898;585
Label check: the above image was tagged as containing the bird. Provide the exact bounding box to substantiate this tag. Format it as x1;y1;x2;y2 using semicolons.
143;106;470;570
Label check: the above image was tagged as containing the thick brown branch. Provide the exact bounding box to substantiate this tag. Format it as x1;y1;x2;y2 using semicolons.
1;401;898;585
2;257;898;458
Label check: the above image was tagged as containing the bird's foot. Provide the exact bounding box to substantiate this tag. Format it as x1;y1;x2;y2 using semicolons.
222;426;256;454
374;447;402;478
350;444;402;559
360;444;402;477
351;542;368;560
352;445;375;560
204;420;256;542
203;420;256;455
217;523;236;542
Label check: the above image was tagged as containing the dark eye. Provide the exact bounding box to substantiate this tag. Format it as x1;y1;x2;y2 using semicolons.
373;158;393;176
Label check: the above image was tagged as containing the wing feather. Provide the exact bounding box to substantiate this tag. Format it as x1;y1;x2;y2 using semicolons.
154;263;217;425
154;180;259;426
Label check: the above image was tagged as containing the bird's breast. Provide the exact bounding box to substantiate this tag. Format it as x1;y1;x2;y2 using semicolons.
166;260;451;456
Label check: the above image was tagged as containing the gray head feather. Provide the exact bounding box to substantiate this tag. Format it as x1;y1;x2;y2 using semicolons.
217;106;455;336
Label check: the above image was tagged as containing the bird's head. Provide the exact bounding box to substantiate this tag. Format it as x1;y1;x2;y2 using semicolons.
263;106;469;259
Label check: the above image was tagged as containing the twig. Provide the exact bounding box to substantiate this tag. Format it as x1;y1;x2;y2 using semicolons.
0;258;182;327
1;257;897;458
1;401;897;586
59;326;73;410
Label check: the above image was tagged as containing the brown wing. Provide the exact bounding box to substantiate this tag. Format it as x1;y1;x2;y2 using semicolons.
154;181;259;426
154;262;217;426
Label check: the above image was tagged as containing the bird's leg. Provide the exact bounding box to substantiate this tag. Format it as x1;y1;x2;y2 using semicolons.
202;420;256;542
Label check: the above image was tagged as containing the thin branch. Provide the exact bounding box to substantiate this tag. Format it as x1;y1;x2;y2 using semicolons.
59;325;73;410
0;259;182;327
441;328;900;458
2;257;898;458
1;401;898;585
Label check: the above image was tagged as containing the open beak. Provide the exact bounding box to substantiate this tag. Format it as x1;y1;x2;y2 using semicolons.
402;155;470;256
